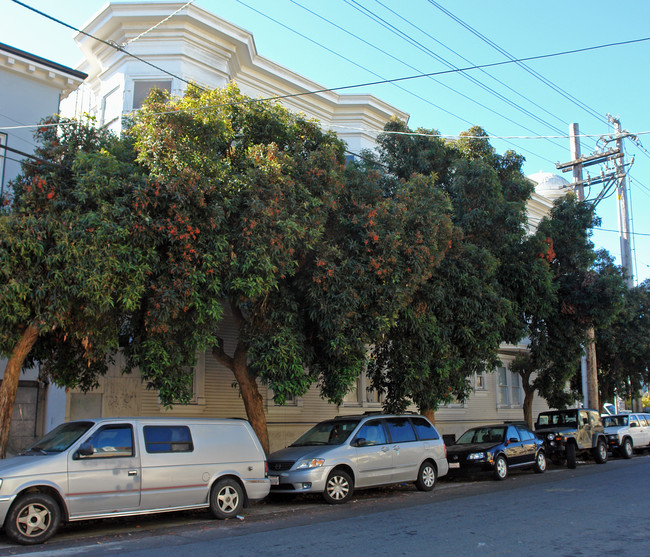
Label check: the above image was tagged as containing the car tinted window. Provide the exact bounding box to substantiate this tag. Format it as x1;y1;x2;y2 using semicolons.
385;418;417;443
354;421;387;446
290;420;360;447
411;417;440;440
506;426;521;441
517;426;534;441
85;425;134;458
144;426;193;453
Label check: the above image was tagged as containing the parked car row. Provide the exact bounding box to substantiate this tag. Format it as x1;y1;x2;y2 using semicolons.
0;409;643;546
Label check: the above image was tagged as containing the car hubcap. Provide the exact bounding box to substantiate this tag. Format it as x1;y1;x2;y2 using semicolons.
497;459;506;478
422;467;435;487
538;454;546;471
327;476;349;500
599;444;607;459
17;504;51;537
217;486;239;513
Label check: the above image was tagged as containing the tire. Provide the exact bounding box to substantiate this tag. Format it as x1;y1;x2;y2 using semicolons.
594;439;608;464
323;469;353;504
4;493;61;545
533;450;547;474
210;478;244;519
415;461;437;491
566;442;577;469
493;455;508;481
620;438;633;459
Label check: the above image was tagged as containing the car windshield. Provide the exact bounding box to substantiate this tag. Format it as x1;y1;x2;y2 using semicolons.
603;415;628;427
536;411;578;428
456;426;506;445
20;421;94;455
290;419;360;446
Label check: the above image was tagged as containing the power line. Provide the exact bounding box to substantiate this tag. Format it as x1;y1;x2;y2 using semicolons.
10;0;205;92
597;227;650;238
123;0;196;46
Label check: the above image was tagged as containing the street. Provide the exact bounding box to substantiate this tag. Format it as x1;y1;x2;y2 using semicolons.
1;455;648;556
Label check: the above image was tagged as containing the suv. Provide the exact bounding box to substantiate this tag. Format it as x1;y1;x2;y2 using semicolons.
603;413;650;458
267;414;448;504
534;409;608;469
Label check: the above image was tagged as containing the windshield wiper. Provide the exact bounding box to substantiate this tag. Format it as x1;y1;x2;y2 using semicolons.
19;447;48;456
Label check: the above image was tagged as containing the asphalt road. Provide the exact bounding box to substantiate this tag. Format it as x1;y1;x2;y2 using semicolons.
1;455;649;556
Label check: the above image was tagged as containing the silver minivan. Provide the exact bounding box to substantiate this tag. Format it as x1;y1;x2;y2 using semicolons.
267;414;448;504
0;417;270;545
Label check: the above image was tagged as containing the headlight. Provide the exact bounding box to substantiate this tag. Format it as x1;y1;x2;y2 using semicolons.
546;433;555;441
607;434;620;441
295;458;325;470
467;452;486;460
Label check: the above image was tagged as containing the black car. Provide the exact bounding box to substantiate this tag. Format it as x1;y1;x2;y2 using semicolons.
446;423;546;480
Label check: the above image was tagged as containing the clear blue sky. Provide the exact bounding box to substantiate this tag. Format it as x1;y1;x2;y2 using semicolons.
3;0;649;283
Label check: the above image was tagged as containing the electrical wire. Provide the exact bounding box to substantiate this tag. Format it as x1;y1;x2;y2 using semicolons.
427;0;610;130
10;0;206;92
123;0;196;46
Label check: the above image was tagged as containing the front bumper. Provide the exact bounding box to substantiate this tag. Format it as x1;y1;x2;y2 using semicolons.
267;465;332;494
447;457;495;476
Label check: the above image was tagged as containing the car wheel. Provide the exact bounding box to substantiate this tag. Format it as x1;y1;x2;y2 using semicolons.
594;439;608;464
534;450;547;474
415;461;437;491
4;493;61;545
566;442;577;469
210;478;244;519
620;438;633;459
323;469;353;504
493;455;508;481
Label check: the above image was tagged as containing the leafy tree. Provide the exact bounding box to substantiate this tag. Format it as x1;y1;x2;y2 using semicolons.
596;278;650;406
515;197;626;425
130;85;453;452
366;121;545;420
0;118;150;457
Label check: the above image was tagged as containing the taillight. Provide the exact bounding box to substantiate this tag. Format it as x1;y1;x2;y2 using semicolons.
265;460;268;475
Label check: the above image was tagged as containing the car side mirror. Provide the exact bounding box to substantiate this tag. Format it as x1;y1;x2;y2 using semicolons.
75;443;94;458
509;438;518;444
353;438;367;447
583;418;589;425
630;423;638;428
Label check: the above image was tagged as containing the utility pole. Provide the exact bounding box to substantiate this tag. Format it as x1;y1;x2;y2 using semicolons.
606;115;634;288
556;123;618;411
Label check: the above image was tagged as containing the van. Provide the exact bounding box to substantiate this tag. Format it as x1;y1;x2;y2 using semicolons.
0;417;270;545
267;413;448;504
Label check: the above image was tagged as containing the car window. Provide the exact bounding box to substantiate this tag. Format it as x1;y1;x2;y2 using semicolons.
457;427;506;444
384;418;417;443
290;419;360;447
638;416;648;427
506;426;521;441
630;415;640;428
144;426;194;453
517;426;534;441
84;425;134;458
411;417;440;440
354;421;387;446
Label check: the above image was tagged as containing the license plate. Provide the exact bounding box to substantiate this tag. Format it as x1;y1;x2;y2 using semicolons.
269;475;280;485
449;462;460;469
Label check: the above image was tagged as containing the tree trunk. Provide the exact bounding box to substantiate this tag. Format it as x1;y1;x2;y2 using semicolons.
523;388;535;429
212;338;270;455
585;326;599;411
0;325;39;459
422;408;436;425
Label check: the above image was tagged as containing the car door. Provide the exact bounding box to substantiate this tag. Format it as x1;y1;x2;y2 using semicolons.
503;425;526;465
384;418;420;482
516;426;539;465
352;420;393;488
67;423;141;518
628;415;648;447
577;411;592;449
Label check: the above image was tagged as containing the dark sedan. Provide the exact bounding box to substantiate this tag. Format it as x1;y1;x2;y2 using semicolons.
446;423;546;480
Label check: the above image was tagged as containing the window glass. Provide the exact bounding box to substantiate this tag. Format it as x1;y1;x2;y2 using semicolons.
290;420;360;447
385;418;417;443
517;426;534;441
144;426;193;453
133;80;172;109
629;416;640;427
638;416;648;427
86;425;134;458
506;426;521;441
354;421;387;446
411;417;440;440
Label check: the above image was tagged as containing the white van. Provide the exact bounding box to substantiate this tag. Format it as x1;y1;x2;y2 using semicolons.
0;417;270;545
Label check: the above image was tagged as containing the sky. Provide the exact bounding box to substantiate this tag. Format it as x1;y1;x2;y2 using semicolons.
2;0;650;283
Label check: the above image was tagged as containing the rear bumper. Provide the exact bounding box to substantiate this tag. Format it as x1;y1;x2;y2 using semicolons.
242;478;271;501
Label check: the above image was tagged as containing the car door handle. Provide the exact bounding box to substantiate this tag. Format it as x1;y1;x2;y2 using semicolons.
128;470;138;476
381;447;390;453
